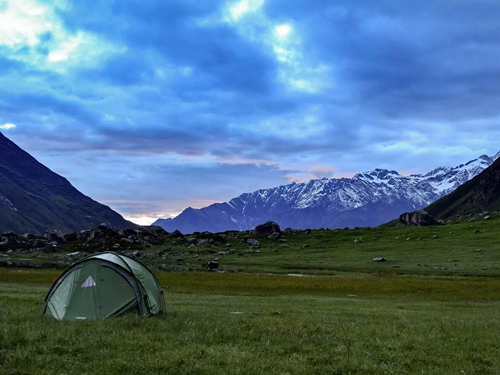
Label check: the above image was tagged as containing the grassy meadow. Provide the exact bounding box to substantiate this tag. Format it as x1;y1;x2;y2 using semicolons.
1;269;500;374
1;216;500;374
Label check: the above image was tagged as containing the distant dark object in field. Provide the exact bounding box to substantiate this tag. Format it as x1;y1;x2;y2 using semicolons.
399;210;439;227
373;257;386;262
254;221;281;236
206;261;219;270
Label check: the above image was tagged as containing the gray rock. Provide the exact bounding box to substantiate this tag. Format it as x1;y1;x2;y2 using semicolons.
198;238;215;246
44;229;66;244
254;221;281;236
98;223;109;230
399;210;439;226
132;250;141;258
373;257;386;262
268;232;280;240
247;239;260;246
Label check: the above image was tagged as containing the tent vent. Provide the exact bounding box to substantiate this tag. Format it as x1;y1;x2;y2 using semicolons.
81;276;96;288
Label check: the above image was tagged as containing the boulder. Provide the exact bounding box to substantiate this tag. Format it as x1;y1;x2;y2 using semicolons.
1;232;18;239
171;230;184;238
141;225;168;236
206;261;219;270
268;232;280;240
33;239;48;248
254;221;281;236
88;229;103;242
44;230;66;244
98;223;109;230
198;238;215;246
247;239;260;246
399;210;439;227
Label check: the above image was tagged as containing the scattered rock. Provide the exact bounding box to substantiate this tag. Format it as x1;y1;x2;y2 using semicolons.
198;238;215;246
44;230;66;244
247;239;260;246
132;250;141;258
373;258;386;262
484;215;491;220
399;210;439;226
98;223;109;230
254;221;281;236
303;244;310;248
206;261;219;270
268;232;280;240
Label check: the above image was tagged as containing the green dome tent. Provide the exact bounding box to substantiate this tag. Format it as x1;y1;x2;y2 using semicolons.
42;252;165;320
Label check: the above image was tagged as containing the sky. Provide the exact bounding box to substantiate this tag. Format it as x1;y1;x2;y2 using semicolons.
1;0;500;225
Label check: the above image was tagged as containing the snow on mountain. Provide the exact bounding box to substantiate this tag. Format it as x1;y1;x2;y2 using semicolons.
154;151;500;233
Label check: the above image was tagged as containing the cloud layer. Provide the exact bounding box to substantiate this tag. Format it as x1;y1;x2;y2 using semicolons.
1;0;500;223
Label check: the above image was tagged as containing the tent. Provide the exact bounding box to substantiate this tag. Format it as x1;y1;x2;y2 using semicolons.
42;252;165;320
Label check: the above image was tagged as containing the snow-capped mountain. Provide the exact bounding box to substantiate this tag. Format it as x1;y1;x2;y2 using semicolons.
154;152;500;233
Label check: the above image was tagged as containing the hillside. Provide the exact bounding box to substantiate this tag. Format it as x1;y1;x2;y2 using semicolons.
426;157;500;219
155;152;499;233
0;132;136;234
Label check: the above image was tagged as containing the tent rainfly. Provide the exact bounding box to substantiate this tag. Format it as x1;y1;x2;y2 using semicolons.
42;252;165;320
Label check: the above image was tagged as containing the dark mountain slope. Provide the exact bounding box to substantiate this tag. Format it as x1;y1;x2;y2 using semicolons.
426;157;500;219
0;132;136;234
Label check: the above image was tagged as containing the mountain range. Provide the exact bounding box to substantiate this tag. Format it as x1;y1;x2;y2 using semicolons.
154;151;500;233
0;132;135;234
426;155;500;219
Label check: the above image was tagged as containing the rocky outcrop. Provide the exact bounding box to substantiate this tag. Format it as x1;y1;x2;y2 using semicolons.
399;210;439;226
254;221;281;236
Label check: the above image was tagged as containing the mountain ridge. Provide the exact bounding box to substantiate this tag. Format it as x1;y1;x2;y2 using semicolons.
426;156;500;219
154;152;499;233
0;131;136;234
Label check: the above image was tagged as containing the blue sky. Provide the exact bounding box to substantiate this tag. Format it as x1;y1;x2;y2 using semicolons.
1;0;500;224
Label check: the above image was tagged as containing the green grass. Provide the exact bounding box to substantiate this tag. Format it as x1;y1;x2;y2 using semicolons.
2;219;500;373
1;270;500;374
